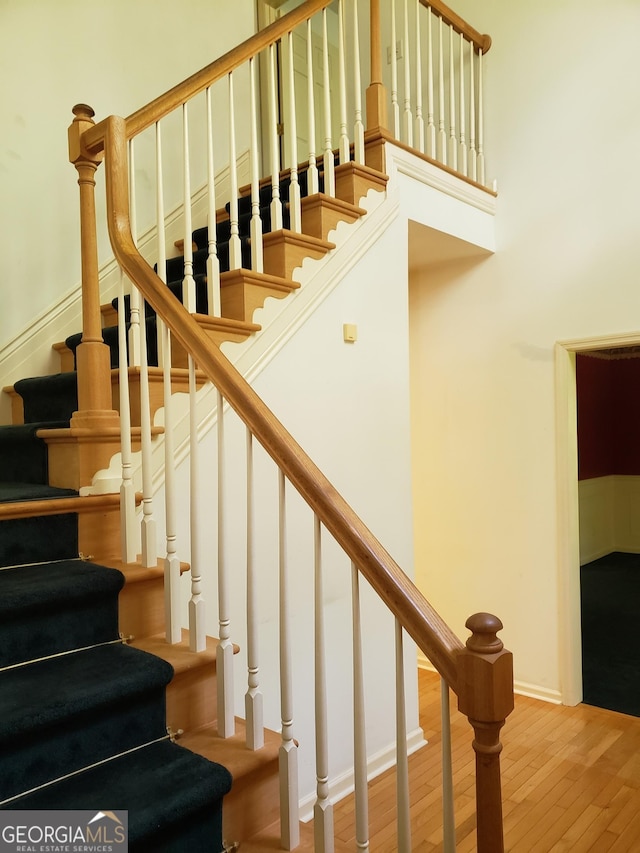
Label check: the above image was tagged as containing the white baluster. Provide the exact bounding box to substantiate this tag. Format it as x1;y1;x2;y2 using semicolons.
248;58;264;274
478;47;485;185
127;141;141;366
337;0;350;165
117;267;137;565
314;515;334;852
469;42;477;181
307;17;320;195
352;564;370;852
206;86;221;315
403;0;413;147
188;355;206;652
162;321;181;643
279;470;300;850
441;678;456;853
268;44;284;230
352;0;365;165
395;621;411;851
154;122;167;370
228;72;243;269
157;119;180;643
217;389;235;738
182;103;196;312
245;429;263;749
390;0;400;138
438;16;446;164
286;31;302;233
138;283;156;568
322;8;336;197
129;140;156;568
448;25;457;171
414;0;424;153
426;9;436;158
459;33;468;176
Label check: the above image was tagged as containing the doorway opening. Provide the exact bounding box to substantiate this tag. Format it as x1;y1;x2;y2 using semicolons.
556;335;640;714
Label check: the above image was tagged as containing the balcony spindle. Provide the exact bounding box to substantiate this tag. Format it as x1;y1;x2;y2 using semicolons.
469;43;477;181
245;429;264;749
268;44;284;230
182;104;196;311
395;620;411;851
322;8;336;197
205;86;221;314
217;389;235;738
279;470;300;850
337;0;350;165
352;0;365;164
426;10;436;158
228;72;243;269
448;25;457;171
403;0;413;146
478;48;485;185
306;18;320;195
286;32;302;233
352;564;370;852
155;121;167;367
390;0;400;138
249;58;265;273
313;516;334;852
438;16;446;164
414;0;425;153
459;33;468;176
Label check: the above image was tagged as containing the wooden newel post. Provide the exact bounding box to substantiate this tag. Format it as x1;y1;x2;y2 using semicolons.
365;0;388;132
457;613;514;853
68;104;119;431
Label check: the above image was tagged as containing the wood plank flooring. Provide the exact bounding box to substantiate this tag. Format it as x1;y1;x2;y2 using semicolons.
332;669;640;851
244;668;640;851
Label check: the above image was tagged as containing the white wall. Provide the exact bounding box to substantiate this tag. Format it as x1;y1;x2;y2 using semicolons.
409;0;640;703
0;0;255;359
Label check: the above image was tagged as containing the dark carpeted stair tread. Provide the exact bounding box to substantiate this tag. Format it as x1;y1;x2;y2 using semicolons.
162;237;252;283
13;372;77;424
2;739;233;852
0;482;77;503
0;644;174;801
0;559;123;668
0;512;78;568
0;643;173;740
0;421;70;486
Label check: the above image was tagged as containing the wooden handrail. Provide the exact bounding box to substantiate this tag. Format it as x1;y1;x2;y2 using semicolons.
102;114;464;689
420;0;492;53
83;0;332;155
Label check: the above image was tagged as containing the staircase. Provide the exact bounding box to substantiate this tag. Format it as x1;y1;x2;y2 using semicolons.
1;3;513;851
0;141;380;850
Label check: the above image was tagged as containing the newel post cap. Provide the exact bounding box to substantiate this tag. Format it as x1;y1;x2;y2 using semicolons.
68;103;102;165
456;612;514;723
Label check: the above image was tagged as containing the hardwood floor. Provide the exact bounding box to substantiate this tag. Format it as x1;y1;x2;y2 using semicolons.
243;668;640;851
332;669;640;852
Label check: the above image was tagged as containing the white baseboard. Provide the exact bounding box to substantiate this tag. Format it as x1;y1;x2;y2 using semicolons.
298;726;426;823
417;656;562;705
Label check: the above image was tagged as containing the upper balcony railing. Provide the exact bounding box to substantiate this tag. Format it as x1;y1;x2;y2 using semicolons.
68;1;507;850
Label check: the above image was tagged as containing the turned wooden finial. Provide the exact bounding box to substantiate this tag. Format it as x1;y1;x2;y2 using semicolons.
72;103;96;122
465;613;504;655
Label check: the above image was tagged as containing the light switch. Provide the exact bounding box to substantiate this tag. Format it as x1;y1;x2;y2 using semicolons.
343;323;357;343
